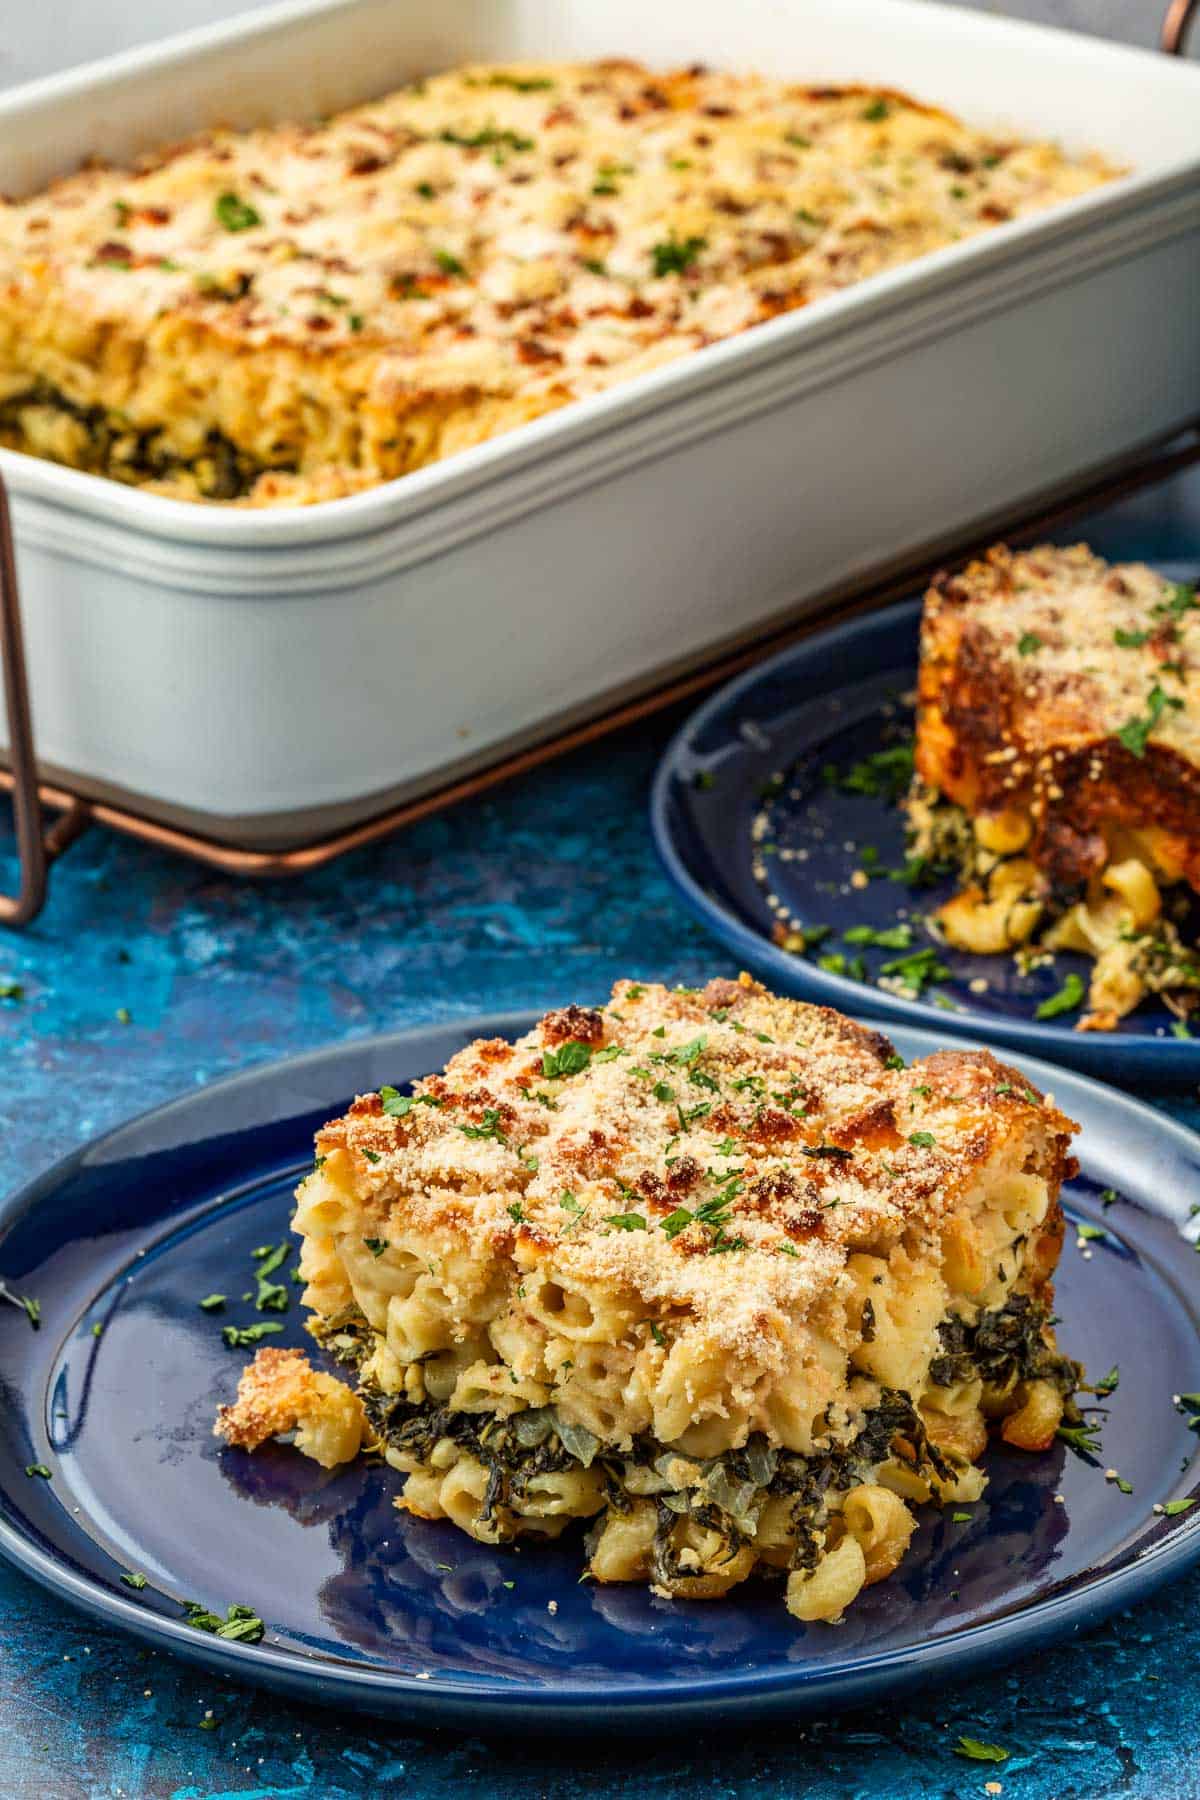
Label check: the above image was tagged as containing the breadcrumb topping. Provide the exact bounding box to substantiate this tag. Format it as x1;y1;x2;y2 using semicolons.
311;974;1076;1356
0;63;1114;503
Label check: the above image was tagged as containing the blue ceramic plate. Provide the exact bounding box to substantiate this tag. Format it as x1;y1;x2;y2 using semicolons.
2;1015;1200;1733
650;566;1200;1082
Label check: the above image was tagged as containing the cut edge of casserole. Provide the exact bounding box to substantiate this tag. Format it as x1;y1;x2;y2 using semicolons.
215;973;1085;1624
908;543;1200;1032
0;61;1117;506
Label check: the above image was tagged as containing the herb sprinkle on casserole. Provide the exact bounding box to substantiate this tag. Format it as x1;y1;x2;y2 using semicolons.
0;61;1115;504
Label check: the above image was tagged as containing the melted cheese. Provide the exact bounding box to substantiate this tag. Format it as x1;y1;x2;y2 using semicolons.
0;61;1116;504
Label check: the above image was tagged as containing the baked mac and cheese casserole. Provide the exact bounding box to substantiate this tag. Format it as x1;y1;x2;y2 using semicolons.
0;63;1115;505
216;975;1083;1623
909;546;1200;1031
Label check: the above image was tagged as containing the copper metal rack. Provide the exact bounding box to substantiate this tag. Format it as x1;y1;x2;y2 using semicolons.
0;0;1196;927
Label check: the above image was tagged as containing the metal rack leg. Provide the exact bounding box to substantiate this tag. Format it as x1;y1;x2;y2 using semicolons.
0;473;91;926
1161;0;1198;53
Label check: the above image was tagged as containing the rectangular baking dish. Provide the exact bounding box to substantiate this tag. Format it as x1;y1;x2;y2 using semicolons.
0;0;1198;849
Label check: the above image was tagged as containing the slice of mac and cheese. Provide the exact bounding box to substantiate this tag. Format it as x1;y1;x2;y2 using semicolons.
908;544;1199;1031
216;974;1083;1623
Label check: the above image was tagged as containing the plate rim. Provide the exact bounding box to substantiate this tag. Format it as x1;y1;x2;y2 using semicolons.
3;1012;1200;1728
648;585;1200;1078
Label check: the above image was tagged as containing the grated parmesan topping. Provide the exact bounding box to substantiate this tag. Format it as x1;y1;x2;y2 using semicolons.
0;62;1115;503
314;974;1076;1357
921;544;1197;762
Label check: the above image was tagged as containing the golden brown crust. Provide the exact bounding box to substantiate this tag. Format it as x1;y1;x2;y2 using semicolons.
914;544;1199;894
304;974;1077;1357
213;1345;364;1467
0;64;1114;504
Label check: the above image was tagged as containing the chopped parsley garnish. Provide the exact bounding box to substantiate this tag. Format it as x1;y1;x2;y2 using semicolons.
1164;1498;1196;1516
121;1572;148;1590
221;1322;284;1350
908;1131;936;1148
861;98;889;122
1117;683;1182;758
1035;972;1085;1019
1017;631;1042;655
184;1600;265;1643
660;1208;694;1239
879;946;950;994
434;248;466;276
507;1202;525;1225
843;923;913;950
951;1511;973;1523
1100;1187;1119;1208
255;1273;288;1314
834;742;914;804
1159;581;1197;618
362;1149;382;1164
885;1053;906;1070
542;1040;592;1079
363;1238;388;1258
650;233;707;277
440;125;534;153
25;1464;52;1480
626;984;646;999
198;1294;226;1312
481;72;554;91
649;1322;666;1346
1094;1365;1120;1395
560;1190;583;1214
1114;627;1150;648
801;1144;852;1161
460;1108;508;1142
254;1242;289;1277
606;1212;646;1231
214;191;261;232
663;1034;707;1066
1076;1223;1107;1244
1116;1476;1133;1495
1056;1420;1103;1459
0;980;24;1001
955;1738;1009;1764
1171;1020;1192;1040
0;1281;40;1329
380;1085;414;1116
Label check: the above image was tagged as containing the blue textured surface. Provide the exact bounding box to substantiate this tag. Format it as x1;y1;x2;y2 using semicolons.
0;461;1196;1800
1;699;1199;1799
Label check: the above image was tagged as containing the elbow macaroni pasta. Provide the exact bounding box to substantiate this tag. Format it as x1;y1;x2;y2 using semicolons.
215;978;1085;1626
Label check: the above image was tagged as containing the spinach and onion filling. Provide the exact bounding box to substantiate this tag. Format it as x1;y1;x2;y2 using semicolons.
0;378;281;499
929;1292;1080;1399
308;1307;375;1366
360;1381;954;1578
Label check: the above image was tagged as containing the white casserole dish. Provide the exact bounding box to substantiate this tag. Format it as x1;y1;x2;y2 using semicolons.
0;0;1198;848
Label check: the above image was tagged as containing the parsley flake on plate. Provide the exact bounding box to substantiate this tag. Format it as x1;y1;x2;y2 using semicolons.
1035;972;1085;1020
955;1737;1009;1764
